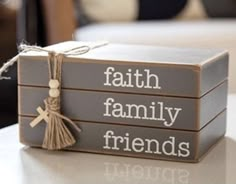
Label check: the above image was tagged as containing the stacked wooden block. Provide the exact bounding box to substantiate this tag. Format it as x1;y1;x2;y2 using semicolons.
18;42;228;162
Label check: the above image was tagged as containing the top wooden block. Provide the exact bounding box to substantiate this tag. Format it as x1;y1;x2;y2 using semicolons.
18;41;228;97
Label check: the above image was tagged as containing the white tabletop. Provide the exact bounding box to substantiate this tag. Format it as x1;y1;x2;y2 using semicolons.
0;95;236;184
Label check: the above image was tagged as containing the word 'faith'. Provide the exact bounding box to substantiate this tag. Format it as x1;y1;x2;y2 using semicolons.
104;67;161;89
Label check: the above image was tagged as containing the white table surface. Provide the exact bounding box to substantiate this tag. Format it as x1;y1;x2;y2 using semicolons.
0;95;236;184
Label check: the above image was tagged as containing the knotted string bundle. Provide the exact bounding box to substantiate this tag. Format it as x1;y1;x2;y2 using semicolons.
0;42;108;150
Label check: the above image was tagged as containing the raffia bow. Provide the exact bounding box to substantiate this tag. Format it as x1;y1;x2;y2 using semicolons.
0;42;108;150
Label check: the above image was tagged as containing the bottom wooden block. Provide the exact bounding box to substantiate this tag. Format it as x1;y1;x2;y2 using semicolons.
19;110;226;162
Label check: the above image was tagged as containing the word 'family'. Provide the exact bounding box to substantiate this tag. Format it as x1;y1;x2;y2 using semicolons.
104;98;182;127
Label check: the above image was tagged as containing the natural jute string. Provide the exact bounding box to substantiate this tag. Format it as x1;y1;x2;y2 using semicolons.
0;42;108;150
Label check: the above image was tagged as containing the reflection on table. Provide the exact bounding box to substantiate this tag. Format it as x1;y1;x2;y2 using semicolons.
19;136;232;184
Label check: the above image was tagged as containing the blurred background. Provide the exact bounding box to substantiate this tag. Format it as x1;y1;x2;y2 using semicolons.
0;0;236;128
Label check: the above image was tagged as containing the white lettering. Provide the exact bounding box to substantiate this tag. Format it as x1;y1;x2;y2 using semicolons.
103;131;191;159
104;67;162;90
104;98;182;127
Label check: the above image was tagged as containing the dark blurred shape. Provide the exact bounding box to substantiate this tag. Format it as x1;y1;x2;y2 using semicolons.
0;3;17;127
18;0;76;46
202;0;236;17
138;0;188;20
0;111;17;128
17;0;46;46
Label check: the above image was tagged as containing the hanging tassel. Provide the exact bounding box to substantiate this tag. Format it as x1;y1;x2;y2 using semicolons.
30;52;81;150
42;97;77;150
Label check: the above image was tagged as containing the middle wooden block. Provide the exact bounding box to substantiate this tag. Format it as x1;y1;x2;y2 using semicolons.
19;80;227;131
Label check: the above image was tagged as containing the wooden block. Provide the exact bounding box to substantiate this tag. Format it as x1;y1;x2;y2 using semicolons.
19;110;227;163
18;41;228;98
18;81;227;131
17;41;228;162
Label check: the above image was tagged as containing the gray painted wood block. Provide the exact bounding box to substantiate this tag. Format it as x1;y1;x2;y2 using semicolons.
18;41;228;97
19;110;226;162
17;42;228;162
18;81;227;131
